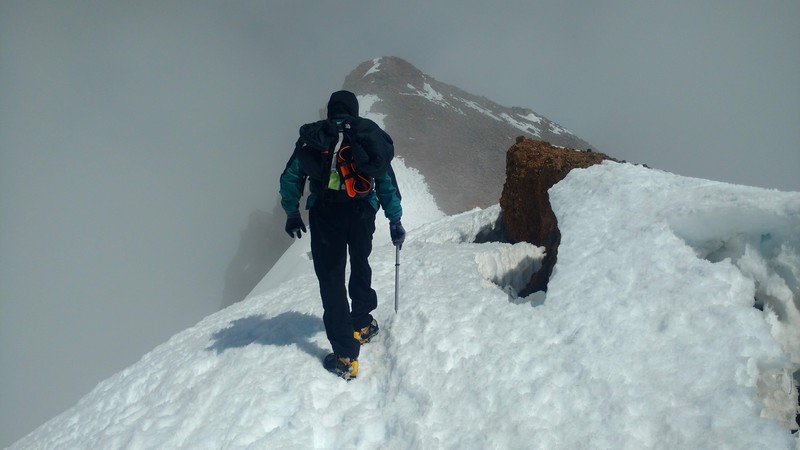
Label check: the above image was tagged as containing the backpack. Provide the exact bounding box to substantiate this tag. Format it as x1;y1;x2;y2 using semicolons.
295;117;393;201
325;120;373;198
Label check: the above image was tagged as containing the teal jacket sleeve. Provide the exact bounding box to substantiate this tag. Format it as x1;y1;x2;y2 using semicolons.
279;156;306;215
374;166;402;222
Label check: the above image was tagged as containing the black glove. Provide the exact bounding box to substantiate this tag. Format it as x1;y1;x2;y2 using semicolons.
389;220;406;249
285;212;306;239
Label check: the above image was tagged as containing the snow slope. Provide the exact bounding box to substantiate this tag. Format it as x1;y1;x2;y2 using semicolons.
10;161;800;449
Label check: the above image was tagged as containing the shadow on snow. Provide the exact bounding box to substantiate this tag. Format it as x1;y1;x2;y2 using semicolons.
206;312;327;359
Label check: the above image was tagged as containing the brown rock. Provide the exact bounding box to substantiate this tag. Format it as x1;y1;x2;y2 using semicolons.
500;138;619;295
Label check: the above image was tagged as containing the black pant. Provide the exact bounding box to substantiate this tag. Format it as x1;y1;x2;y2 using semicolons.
309;199;377;359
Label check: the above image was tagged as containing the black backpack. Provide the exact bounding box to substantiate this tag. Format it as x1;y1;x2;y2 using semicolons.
295;117;393;200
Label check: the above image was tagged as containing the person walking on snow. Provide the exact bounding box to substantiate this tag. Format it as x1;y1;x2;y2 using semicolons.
279;90;405;380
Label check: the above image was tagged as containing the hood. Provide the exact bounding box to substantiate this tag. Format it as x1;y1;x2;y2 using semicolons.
327;90;359;118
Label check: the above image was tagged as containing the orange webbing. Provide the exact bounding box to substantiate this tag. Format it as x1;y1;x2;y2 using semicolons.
338;146;373;198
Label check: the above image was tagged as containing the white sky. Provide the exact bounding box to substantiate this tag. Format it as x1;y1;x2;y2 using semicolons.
1;0;799;445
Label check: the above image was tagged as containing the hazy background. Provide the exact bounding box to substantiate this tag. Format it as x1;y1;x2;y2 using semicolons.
1;1;798;445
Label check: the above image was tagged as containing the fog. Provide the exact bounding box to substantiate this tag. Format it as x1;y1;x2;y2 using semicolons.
1;1;798;445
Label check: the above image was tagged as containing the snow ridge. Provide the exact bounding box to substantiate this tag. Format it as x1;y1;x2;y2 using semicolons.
11;162;800;449
399;76;574;139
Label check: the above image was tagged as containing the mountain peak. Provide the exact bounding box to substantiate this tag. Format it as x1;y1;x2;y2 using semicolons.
348;56;425;84
340;57;595;213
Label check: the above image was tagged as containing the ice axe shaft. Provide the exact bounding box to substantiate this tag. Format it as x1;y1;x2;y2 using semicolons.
394;245;400;313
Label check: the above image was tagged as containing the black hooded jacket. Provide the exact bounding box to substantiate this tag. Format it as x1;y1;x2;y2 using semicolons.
295;90;394;180
279;90;402;221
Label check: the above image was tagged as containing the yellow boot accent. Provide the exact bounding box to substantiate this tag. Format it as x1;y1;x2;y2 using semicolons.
353;329;367;344
347;359;359;379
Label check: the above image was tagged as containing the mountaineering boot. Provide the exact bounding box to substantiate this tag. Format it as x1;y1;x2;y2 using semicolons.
354;319;379;344
323;353;358;380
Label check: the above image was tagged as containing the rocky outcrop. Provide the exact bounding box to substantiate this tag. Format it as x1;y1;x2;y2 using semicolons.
500;138;619;295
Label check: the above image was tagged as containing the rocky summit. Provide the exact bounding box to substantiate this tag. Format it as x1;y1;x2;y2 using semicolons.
341;56;594;214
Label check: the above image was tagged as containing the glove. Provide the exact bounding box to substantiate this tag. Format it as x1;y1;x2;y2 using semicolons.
389;220;406;249
285;212;306;239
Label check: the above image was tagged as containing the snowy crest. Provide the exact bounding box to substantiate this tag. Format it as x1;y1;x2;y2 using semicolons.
355;57;579;141
11;162;800;449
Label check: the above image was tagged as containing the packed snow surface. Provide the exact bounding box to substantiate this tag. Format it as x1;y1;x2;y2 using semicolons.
11;161;800;449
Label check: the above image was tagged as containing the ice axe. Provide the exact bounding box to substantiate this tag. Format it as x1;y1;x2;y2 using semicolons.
394;245;400;313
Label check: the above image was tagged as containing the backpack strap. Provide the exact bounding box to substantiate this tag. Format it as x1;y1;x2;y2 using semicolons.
331;131;344;170
327;131;345;190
